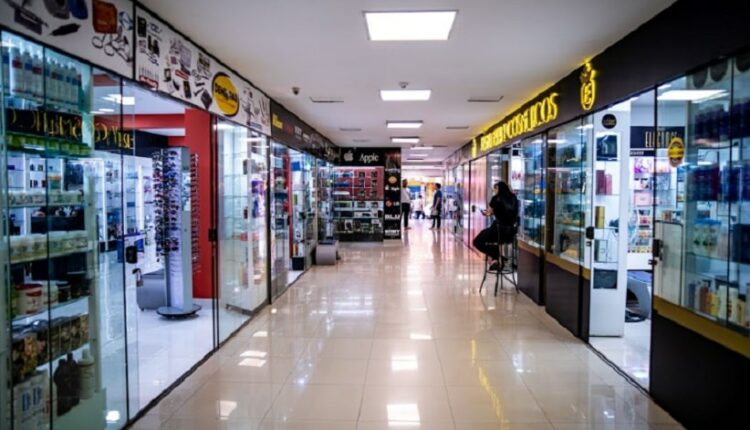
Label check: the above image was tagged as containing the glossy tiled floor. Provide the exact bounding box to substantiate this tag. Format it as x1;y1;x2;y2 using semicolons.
130;221;683;430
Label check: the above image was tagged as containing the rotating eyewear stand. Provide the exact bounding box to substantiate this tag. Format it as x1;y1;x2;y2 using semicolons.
156;147;201;318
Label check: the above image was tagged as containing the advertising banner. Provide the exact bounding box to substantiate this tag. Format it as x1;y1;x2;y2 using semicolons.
0;0;134;78
134;7;270;134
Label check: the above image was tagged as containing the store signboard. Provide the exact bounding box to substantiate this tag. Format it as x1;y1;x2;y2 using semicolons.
0;0;135;78
271;100;339;162
5;107;83;142
133;7;270;134
630;126;684;156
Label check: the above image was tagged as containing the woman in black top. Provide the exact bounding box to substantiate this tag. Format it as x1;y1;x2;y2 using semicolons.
473;181;519;270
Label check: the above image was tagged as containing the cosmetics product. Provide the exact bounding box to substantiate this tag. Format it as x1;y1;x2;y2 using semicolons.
9;46;24;96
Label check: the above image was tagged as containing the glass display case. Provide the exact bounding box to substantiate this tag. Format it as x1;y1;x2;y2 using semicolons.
1;32;115;430
216;122;270;341
655;53;750;334
333;166;384;241
547;118;593;266
317;159;334;241
520;135;545;247
270;142;291;296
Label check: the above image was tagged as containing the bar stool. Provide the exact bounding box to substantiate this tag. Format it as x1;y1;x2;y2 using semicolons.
480;236;519;296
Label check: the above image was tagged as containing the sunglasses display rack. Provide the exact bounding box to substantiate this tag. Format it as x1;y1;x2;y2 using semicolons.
1;33;107;430
332;167;385;241
152;147;200;318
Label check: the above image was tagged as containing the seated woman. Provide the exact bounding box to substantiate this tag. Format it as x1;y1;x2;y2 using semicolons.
473;181;519;270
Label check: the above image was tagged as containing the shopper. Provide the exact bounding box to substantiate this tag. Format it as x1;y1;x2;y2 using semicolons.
414;195;425;219
401;179;412;230
453;187;463;233
430;184;443;229
473;181;519;270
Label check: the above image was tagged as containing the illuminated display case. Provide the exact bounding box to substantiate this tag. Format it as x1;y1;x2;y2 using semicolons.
1;33;108;430
654;53;750;335
333;166;384;241
520;135;545;247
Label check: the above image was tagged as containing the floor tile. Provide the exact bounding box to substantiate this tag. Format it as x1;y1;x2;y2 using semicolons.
359;385;454;423
268;384;363;421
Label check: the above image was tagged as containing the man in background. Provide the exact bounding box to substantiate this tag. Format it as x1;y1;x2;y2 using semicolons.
401;179;412;230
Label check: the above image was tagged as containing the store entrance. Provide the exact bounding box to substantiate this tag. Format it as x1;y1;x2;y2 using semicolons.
587;90;656;389
101;82;215;409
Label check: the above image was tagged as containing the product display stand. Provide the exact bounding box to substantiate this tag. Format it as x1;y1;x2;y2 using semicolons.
155;148;200;318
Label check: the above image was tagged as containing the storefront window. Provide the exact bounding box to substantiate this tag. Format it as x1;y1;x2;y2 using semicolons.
547;117;592;266
519;135;545;247
216;122;269;341
1;32;130;429
270;142;290;297
655;53;749;334
317;160;334;240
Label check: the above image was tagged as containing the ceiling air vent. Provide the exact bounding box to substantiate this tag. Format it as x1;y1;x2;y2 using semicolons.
339;127;362;132
353;138;370;143
467;96;503;103
446;126;469;130
310;97;344;104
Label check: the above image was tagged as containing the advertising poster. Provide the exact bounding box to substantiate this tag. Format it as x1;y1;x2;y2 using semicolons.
0;0;134;78
383;149;402;240
134;7;270;134
630;126;684;156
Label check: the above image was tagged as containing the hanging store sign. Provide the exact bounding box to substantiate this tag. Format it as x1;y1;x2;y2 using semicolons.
602;114;617;129
580;61;597;111
667;136;685;167
0;0;134;78
133;7;270;134
479;92;559;154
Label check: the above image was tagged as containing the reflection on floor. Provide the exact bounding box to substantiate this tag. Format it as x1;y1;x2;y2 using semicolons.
131;223;681;429
590;319;651;388
287;270;304;285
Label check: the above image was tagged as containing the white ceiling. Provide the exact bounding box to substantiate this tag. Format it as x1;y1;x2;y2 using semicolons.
141;0;675;164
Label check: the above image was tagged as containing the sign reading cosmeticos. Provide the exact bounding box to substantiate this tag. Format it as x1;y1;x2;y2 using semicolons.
480;92;559;153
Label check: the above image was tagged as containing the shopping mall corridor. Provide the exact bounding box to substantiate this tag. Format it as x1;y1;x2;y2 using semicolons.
131;222;681;430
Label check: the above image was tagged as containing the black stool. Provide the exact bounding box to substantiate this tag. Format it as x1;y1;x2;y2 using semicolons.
480;237;519;296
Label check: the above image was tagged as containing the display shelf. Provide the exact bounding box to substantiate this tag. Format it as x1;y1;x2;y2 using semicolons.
9;246;92;265
11;295;89;325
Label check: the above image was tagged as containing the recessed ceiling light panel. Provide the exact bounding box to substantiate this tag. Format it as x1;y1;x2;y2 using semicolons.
387;121;423;129
392;137;420;144
365;11;457;41
380;90;431;101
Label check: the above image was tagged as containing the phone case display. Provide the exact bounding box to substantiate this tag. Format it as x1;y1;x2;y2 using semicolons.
152;147;198;317
317;160;334;240
548;121;591;265
290;152;317;270
520;136;544;247
2;34;107;430
333;167;384;241
655;56;750;335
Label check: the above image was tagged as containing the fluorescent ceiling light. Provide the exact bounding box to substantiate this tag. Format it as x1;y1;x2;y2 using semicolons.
103;94;135;105
217;123;235;130
380;90;431;101
365;11;457;41
657;90;727;101
246;137;265;142
392;137;420;144
410;146;433;150
576;124;594;130
98;107;115;113
387;121;423;129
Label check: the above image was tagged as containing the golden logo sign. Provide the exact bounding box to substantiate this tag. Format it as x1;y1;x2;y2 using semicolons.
479;92;559;153
667;136;685;167
580;62;597;111
212;72;239;117
471;138;478;158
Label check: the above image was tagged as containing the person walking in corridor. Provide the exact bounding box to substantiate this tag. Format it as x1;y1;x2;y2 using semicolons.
401;179;412;230
414;195;425;219
430;184;443;229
